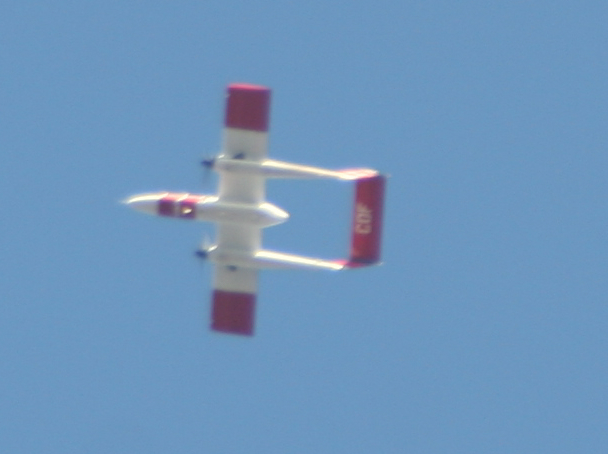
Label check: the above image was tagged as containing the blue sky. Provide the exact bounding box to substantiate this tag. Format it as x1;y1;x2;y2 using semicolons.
1;1;607;452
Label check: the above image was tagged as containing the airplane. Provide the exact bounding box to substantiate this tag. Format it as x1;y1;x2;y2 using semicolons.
124;83;386;336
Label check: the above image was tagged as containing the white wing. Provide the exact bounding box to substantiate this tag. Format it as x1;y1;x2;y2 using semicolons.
210;83;271;336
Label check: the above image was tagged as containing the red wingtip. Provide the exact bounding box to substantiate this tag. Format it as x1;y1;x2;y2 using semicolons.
211;290;256;336
225;83;271;132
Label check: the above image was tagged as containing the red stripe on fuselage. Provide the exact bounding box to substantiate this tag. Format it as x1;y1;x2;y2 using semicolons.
157;193;203;219
225;84;271;132
158;193;180;216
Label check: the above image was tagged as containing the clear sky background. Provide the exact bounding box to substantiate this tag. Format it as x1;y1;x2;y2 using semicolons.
1;1;607;453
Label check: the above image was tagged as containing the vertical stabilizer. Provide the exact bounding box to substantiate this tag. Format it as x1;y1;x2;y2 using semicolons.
349;175;386;265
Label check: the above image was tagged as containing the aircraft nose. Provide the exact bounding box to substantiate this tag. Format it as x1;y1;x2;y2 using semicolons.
122;194;161;215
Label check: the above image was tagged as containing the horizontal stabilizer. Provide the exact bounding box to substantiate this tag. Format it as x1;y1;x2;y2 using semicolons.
211;290;256;336
225;83;270;132
349;174;386;265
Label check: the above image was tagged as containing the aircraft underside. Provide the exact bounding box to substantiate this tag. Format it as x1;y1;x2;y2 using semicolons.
124;83;386;336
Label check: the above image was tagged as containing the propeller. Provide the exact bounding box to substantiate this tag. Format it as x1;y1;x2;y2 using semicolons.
200;154;217;189
195;249;209;259
195;233;215;260
201;156;216;169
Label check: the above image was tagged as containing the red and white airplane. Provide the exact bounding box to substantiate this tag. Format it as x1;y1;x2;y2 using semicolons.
124;83;386;336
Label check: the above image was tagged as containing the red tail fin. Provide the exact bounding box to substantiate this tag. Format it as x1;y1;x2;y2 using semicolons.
349;175;386;265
